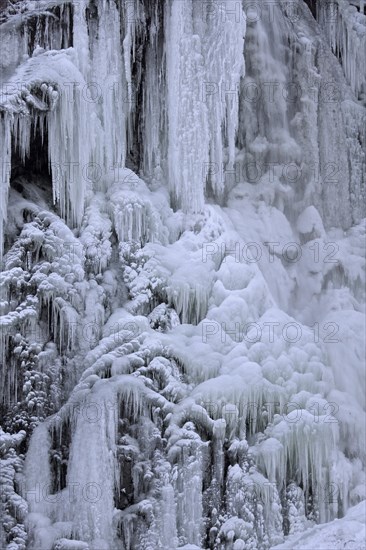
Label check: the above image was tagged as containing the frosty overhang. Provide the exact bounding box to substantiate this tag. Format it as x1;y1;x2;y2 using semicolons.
0;47;93;260
0;0;135;261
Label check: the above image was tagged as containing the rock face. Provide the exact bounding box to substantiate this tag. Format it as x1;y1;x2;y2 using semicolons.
0;1;365;549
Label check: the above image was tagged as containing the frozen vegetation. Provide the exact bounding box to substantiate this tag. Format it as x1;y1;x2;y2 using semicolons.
0;0;365;549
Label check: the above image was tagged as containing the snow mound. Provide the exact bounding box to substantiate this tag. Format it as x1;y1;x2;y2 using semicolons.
271;500;366;549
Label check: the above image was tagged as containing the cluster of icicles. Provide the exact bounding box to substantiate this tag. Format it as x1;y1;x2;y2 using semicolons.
317;0;366;100
0;1;365;549
0;0;246;261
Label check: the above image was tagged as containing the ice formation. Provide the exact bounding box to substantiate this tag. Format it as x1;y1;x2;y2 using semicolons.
317;0;366;101
0;1;365;549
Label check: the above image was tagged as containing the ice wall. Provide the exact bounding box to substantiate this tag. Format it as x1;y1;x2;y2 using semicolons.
0;1;365;549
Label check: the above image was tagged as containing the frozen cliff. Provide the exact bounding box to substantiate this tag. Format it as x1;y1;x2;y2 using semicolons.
0;1;365;549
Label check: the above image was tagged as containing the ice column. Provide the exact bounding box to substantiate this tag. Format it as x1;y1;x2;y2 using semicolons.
165;0;209;213
0;114;11;260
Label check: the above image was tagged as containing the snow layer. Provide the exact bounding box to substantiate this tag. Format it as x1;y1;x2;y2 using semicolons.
271;500;366;550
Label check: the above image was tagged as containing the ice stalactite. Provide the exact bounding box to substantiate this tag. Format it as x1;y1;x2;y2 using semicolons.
66;394;117;546
223;459;284;548
283;482;307;536
157;483;178;549
23;2;74;54
139;2;166;185
107;178;165;247
46;60;91;226
317;0;366;101
0;113;11;260
341;102;366;224
167;421;204;547
200;0;246;200
0;207;84;416
79;194;113;275
89;0;129;177
24;421;52;516
256;410;340;523
165;0;246;211
0;49;93;241
165;0;209;213
72;0;89;81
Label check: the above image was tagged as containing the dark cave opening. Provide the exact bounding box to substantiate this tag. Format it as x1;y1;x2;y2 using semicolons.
11;121;50;184
304;0;317;18
4;116;54;253
9;117;53;206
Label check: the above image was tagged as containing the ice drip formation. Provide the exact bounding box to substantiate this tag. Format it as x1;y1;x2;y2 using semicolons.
0;1;365;549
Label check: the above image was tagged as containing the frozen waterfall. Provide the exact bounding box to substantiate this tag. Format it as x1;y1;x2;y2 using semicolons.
0;1;365;549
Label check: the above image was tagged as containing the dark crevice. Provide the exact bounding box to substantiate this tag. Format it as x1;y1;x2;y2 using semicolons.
21;3;73;55
11;123;49;182
86;0;99;45
50;422;71;493
303;0;317;18
4;118;53;254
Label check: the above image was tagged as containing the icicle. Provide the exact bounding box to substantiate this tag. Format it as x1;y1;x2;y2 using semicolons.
202;0;246;198
317;0;366;99
157;484;178;549
72;0;90;79
171;429;203;546
91;0;128;177
66;391;117;545
225;463;283;547
257;410;340;523
0;113;11;261
24;421;52;515
141;3;164;183
165;0;209;213
47;72;91;226
165;279;211;325
164;0;245;210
